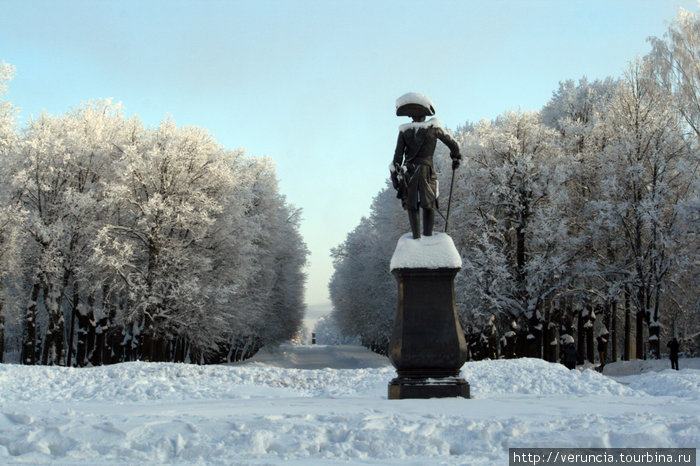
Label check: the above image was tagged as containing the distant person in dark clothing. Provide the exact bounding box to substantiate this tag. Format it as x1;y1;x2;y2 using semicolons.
596;329;609;372
561;342;578;370
667;337;680;370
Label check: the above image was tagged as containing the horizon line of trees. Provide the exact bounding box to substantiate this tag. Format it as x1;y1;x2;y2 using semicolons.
329;7;699;362
0;74;308;366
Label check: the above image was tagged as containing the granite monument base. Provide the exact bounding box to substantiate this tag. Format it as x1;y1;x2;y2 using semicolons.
387;234;470;400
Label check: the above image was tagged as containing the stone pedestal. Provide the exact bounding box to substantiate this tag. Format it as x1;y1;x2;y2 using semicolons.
387;234;470;399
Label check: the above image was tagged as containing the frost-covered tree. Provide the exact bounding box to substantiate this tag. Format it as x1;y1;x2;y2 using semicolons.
646;10;700;352
90;123;309;363
0;61;17;152
13;101;133;365
541;77;628;362
445;111;568;358
594;58;697;358
329;184;405;354
333;113;572;359
0;61;19;362
648;7;700;139
2;93;308;365
264;202;308;344
237;158;309;354
664;167;699;343
313;315;361;345
93;119;249;361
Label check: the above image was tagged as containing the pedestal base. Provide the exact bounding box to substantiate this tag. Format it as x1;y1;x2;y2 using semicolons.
388;377;470;399
387;234;470;400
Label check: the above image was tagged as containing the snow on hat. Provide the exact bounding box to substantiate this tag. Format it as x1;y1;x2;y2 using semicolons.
396;92;436;117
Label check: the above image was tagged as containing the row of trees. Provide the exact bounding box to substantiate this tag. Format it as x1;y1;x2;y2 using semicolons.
330;8;699;361
0;67;308;366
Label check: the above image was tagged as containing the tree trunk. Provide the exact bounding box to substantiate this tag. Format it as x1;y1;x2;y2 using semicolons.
104;324;120;365
66;281;78;367
576;308;585;365
44;286;68;365
544;299;559;363
42;266;71;366
92;316;107;366
76;309;89;367
0;287;5;363
0;307;4;364
150;336;165;362
141;322;154;362
43;269;70;366
163;339;172;362
542;299;555;362
129;320;141;361
585;305;595;364
86;313;96;366
545;322;560;363
635;307;645;359
623;289;631;361
21;282;41;365
648;287;661;359
610;299;618;363
120;325;133;363
560;299;574;343
91;288;110;366
76;293;96;367
103;289;119;364
35;335;43;365
173;337;186;363
111;328;125;363
635;287;646;359
41;284;51;365
141;235;159;362
190;345;202;365
528;302;543;359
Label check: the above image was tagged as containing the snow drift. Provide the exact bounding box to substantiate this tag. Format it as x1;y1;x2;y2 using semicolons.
1;346;698;464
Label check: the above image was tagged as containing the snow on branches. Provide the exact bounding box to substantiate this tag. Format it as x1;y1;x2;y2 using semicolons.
1;99;308;365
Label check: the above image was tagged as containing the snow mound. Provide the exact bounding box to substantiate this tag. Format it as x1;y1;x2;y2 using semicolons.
0;355;650;404
390;232;462;270
0;362;396;403
463;358;635;398
602;357;700;376
615;369;700;399
1;352;699;465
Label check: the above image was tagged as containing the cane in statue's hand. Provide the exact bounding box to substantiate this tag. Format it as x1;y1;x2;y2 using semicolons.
444;159;459;233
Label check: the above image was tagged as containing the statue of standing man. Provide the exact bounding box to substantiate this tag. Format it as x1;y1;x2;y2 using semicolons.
391;92;462;239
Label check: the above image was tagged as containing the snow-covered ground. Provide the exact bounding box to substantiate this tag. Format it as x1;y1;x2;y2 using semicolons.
1;345;698;465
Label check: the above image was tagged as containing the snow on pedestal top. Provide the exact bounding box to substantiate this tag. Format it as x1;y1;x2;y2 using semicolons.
390;232;462;271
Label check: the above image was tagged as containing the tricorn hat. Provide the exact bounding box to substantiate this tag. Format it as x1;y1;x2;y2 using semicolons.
396;92;435;117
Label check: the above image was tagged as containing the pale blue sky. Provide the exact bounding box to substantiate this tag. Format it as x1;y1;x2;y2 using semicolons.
1;0;697;314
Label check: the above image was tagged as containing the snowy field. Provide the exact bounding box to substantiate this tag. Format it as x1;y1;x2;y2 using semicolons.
1;345;698;465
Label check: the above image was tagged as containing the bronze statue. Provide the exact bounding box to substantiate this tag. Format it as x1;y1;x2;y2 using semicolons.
391;92;461;239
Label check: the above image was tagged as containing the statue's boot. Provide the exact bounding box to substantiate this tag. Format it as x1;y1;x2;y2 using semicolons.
408;209;421;239
423;208;434;236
